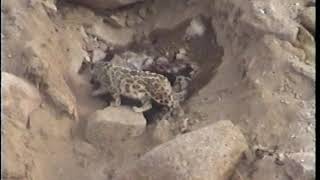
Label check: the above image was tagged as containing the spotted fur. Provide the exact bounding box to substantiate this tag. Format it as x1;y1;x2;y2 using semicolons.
90;61;183;116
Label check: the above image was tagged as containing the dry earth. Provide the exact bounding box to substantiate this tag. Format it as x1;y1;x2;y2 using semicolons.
1;0;315;179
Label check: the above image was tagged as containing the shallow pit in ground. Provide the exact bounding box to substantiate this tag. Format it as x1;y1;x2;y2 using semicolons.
84;15;224;124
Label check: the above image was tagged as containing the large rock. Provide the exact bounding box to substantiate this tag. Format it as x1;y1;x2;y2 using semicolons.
68;0;144;10
85;106;146;148
2;72;41;179
2;72;42;127
28;108;74;139
114;120;248;180
22;44;79;120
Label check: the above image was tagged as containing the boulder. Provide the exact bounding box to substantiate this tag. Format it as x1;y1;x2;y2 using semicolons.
185;16;206;39
2;72;42;127
114;120;248;180
85;106;146;148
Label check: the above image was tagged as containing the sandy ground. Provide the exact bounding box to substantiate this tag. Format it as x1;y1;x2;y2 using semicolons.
1;0;315;179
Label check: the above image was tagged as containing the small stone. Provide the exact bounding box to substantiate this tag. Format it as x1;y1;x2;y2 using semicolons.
278;153;285;161
179;118;190;133
177;54;189;61
185;16;206;39
306;126;312;132
275;153;285;166
2;72;42;127
92;49;106;62
7;54;12;58
83;53;91;62
175;49;189;61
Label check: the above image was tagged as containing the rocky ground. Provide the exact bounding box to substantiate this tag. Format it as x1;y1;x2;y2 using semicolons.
1;0;315;179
